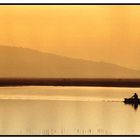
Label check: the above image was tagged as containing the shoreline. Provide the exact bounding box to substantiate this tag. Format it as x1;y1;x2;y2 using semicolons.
0;78;139;87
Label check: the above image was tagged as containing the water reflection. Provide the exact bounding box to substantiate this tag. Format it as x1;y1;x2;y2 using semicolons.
0;86;140;135
124;102;139;110
133;103;138;110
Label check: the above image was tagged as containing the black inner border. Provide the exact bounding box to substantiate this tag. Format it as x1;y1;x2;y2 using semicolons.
0;3;140;137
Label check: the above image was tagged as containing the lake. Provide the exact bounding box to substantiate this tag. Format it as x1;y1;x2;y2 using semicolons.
0;86;139;135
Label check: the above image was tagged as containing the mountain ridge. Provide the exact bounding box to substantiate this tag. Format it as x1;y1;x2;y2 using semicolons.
0;46;140;78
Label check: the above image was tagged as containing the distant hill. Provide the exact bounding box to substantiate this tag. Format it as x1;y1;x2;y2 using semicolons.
0;46;140;78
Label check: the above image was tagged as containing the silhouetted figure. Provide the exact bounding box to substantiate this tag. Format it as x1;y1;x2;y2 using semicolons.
131;93;138;99
131;93;139;110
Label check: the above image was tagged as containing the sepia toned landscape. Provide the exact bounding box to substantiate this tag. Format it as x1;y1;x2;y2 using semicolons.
0;5;140;135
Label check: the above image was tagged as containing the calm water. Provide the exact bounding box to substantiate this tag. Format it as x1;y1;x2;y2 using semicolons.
0;86;140;135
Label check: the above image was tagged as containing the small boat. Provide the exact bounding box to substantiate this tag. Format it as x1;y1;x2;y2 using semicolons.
124;98;140;104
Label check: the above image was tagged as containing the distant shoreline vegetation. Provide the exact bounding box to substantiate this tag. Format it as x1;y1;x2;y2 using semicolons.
0;78;140;87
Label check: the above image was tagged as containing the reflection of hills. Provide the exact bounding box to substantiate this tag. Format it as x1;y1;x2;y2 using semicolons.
0;46;140;78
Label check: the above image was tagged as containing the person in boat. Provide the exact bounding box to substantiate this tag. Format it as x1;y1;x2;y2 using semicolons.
131;93;138;99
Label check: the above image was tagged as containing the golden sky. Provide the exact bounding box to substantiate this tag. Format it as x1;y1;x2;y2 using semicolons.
0;5;140;70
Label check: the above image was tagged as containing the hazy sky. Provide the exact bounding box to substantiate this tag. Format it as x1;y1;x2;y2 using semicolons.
0;5;140;70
